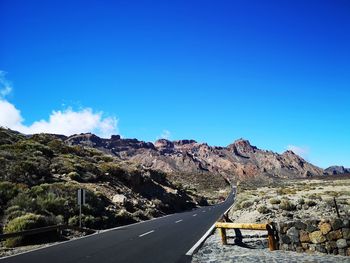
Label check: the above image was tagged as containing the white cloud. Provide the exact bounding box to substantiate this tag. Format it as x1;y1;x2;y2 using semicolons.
159;130;171;140
0;71;118;138
287;145;309;159
0;71;13;98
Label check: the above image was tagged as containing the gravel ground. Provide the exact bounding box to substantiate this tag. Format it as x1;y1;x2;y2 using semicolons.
192;229;350;263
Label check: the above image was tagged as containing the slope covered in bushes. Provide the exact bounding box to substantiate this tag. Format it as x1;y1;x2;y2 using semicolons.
0;128;210;247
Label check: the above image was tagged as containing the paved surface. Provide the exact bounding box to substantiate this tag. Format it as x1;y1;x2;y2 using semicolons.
192;229;350;263
0;190;235;263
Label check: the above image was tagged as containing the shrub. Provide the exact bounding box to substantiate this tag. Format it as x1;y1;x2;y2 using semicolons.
0;182;23;207
4;213;53;247
68;171;81;181
240;201;254;209
269;198;281;205
297;198;305;205
257;205;270;214
279;199;296;211
306;200;317;207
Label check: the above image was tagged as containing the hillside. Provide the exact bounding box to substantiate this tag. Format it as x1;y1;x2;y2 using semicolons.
0;128;225;247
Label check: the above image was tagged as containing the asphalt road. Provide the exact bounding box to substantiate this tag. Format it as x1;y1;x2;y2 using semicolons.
1;189;235;263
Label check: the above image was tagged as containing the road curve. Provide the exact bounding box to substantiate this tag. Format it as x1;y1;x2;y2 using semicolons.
1;189;235;263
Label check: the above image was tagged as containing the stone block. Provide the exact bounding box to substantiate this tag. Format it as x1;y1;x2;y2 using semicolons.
287;226;300;244
338;248;346;256
316;244;327;253
299;230;310;243
342;228;350;239
309;231;326;244
319;223;332;235
306;224;318;233
337;239;348;249
327;230;342;241
301;243;309;250
331;218;343;230
281;235;291;244
295;221;307;230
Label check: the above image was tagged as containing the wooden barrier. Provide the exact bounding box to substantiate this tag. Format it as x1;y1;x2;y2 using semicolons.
0;225;95;240
215;222;277;251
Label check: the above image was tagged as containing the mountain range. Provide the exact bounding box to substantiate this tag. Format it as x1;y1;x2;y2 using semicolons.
64;133;331;184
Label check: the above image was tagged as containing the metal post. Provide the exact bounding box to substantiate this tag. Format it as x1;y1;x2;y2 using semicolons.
334;197;340;218
79;202;82;228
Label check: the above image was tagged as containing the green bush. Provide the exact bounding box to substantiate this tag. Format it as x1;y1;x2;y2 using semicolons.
257;205;270;214
0;182;24;208
269;198;281;205
306;200;317;207
68;171;81;181
297;198;305;205
4;213;53;247
240;201;253;209
279;199;296;211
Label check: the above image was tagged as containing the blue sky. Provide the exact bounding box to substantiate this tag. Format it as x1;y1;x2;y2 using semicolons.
0;0;349;168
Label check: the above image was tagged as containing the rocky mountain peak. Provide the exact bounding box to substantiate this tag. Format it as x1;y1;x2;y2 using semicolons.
66;133;102;147
154;139;174;149
228;138;256;158
173;140;197;146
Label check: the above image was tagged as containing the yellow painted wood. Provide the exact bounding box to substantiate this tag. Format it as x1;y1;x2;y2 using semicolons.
215;222;267;230
219;228;227;245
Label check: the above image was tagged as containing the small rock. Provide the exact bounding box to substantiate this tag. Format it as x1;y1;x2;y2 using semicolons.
299;230;310;242
331;218;343;230
309;231;326;244
301;243;309;250
309;244;316;252
295;221;307;230
316;244;327;253
342;228;350;239
327;230;342;240
306;224;318;233
337;239;347;249
325;241;337;252
343;219;349;228
296;246;303;253
112;194;127;204
281;235;291;244
338;248;346;256
287;227;300;244
319;223;332;235
347;247;350;256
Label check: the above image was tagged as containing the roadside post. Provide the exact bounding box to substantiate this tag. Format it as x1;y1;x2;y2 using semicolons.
77;189;86;228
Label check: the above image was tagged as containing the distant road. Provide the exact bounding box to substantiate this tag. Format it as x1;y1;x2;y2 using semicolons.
1;189;235;263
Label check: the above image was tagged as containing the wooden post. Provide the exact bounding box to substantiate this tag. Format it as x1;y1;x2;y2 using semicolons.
334;197;340;218
219;228;227;245
267;225;276;251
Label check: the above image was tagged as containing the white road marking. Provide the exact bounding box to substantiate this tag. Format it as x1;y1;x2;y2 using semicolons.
202;211;206;213
175;219;183;223
139;230;154;237
193;214;197;217
186;192;236;256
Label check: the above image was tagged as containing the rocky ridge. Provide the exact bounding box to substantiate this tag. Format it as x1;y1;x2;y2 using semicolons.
65;134;325;183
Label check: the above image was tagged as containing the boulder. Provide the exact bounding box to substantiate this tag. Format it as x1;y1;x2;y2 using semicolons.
112;194;127;205
331;218;343;230
327;230;343;241
337;239;348;249
299;230;310;242
342;228;350;239
309;231;326;244
319;223;332;235
287;227;300;243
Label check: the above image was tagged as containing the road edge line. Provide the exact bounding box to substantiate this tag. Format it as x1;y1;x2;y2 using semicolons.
185;190;235;256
